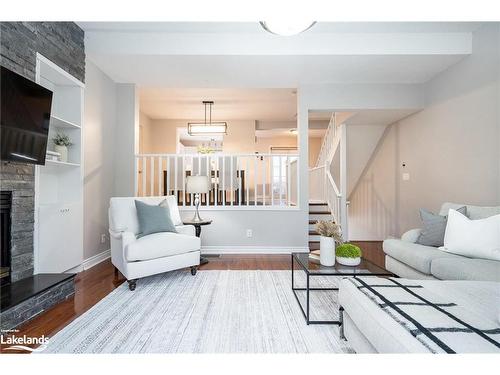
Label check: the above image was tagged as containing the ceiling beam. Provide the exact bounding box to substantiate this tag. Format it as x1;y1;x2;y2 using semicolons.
85;31;472;56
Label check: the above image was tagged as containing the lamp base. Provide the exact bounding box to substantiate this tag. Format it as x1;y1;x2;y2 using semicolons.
192;194;204;222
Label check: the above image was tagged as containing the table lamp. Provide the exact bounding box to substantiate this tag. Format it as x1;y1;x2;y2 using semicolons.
186;175;210;222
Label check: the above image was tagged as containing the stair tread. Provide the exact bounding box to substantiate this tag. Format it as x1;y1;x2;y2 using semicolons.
309;202;328;206
309;231;319;235
309;220;317;224
309;211;331;215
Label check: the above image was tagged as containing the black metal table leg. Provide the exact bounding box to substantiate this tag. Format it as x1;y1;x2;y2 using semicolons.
339;306;345;340
306;273;310;325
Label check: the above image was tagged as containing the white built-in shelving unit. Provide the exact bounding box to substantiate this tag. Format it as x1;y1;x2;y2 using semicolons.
34;53;84;274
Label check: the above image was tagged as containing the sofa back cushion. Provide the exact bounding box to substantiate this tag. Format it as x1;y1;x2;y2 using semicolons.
417;207;466;247
109;196;182;235
440;202;500;220
440;209;500;261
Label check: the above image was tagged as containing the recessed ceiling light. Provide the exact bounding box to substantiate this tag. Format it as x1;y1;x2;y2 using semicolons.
260;21;316;36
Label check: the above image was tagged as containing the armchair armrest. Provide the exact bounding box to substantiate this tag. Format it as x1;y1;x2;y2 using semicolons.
175;224;196;236
401;228;422;243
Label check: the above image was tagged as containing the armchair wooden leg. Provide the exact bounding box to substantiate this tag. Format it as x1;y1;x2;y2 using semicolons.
127;279;137;291
190;266;198;276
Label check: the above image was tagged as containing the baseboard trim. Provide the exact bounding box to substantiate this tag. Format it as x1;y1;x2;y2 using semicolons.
82;249;111;271
201;246;309;255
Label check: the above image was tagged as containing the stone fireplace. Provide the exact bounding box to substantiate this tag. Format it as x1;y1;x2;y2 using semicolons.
1;191;12;285
0;22;85;330
0;162;35;283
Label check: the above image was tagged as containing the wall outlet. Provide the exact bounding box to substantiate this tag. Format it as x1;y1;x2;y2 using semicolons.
402;172;410;181
246;229;253;238
101;234;107;244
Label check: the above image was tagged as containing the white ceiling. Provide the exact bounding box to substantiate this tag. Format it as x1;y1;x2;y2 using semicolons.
140;88;296;120
81;21;478;88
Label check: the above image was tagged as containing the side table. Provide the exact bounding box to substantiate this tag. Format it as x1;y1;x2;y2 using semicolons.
182;219;212;265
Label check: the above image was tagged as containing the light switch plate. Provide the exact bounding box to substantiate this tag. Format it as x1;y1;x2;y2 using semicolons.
402;173;410;181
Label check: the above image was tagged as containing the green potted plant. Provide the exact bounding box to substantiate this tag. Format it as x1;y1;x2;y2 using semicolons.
335;243;362;266
315;220;343;266
52;133;72;162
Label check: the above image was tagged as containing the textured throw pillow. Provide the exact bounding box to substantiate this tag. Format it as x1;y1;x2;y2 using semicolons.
440;209;500;261
416;206;467;247
159;198;182;225
134;200;177;238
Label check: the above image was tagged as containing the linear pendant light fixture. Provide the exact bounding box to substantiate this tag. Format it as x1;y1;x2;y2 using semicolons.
260;21;316;36
188;101;228;136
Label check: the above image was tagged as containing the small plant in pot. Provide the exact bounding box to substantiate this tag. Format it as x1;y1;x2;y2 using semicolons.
335;243;362;266
52;133;72;162
315;220;343;266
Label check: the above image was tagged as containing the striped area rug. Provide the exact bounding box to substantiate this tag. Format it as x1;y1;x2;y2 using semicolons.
42;270;353;353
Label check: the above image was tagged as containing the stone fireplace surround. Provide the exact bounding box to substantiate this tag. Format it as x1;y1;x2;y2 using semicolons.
0;22;85;330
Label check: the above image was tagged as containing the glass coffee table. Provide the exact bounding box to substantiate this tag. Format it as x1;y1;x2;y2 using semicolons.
291;252;394;325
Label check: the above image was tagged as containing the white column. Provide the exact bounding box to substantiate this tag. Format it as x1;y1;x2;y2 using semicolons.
114;84;139;197
297;90;309;249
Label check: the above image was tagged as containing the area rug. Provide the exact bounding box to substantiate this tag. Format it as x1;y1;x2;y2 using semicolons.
41;270;353;353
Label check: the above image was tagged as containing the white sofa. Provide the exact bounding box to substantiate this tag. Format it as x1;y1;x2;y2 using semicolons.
108;196;201;290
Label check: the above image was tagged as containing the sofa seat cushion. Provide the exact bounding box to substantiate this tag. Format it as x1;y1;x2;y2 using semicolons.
431;257;500;282
383;239;460;275
125;233;201;262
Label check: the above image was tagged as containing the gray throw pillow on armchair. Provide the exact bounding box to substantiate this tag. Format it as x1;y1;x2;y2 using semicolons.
135;200;177;238
416;206;467;247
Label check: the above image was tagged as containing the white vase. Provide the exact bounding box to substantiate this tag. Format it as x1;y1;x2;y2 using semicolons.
336;256;361;266
54;145;68;162
319;236;335;266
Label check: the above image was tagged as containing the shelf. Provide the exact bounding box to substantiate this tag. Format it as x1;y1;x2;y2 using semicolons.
43;159;81;168
50;115;81;130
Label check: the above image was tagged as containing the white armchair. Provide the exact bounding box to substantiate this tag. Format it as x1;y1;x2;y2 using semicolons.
108;196;201;290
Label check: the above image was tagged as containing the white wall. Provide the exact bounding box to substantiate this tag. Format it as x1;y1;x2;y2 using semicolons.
83;60;117;259
348;23;500;240
347;124;388;196
114;84;139;196
179;210;307;252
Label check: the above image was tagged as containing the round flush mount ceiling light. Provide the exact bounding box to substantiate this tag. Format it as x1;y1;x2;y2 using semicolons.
260;21;316;36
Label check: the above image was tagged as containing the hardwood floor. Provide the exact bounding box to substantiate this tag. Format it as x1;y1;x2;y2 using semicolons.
0;255;290;353
0;248;383;354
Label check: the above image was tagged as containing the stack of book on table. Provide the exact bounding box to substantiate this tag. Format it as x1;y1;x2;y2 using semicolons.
308;250;321;264
46;150;61;161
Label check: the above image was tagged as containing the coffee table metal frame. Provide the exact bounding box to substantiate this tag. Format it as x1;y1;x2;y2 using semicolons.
291;253;393;325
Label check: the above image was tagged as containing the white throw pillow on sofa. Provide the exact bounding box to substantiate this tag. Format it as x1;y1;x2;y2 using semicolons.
440;209;500;261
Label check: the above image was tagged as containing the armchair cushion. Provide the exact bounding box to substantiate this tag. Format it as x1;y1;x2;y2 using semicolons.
135;200;176;238
125;232;201;262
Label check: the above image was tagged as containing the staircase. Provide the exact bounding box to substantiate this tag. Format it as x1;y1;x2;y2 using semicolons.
308;202;333;251
308;113;348;241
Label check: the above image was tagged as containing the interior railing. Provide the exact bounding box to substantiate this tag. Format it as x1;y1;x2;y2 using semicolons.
135;153;299;209
309;113;345;228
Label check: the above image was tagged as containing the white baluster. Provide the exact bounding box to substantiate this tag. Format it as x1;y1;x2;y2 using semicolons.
142;157;146;197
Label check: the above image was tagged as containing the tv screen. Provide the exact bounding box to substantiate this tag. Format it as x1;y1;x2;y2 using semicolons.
1;65;53;165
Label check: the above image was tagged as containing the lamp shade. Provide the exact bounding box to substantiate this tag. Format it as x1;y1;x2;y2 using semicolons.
186;175;210;194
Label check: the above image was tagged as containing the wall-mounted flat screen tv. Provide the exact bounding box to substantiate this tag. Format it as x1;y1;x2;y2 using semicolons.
1;65;53;165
